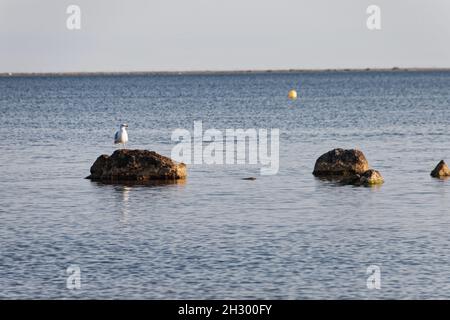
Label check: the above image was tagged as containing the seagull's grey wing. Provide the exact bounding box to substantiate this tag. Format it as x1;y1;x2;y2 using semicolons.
114;131;119;143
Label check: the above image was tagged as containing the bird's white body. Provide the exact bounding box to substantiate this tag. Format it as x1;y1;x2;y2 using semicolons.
114;124;129;147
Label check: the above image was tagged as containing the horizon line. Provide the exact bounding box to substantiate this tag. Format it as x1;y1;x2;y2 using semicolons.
1;67;450;77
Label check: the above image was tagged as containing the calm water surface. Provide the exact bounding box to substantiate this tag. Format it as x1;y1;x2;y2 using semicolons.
0;71;449;299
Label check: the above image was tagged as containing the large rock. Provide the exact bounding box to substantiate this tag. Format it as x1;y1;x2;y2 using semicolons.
86;149;186;182
313;148;369;176
430;160;450;178
313;148;383;186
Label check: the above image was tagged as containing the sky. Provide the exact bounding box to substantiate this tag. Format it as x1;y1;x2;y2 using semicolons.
1;0;449;72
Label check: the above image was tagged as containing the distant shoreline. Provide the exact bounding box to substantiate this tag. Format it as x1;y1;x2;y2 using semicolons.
1;67;450;77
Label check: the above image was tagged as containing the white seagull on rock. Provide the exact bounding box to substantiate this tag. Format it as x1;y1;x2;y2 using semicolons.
114;123;129;148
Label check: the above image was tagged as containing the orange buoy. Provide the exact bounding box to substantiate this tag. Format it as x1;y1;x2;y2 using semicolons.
288;89;297;100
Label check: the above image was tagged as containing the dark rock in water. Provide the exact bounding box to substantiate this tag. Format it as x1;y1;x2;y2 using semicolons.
359;169;384;185
313;148;383;186
86;149;186;182
430;160;450;178
313;148;369;176
242;177;256;180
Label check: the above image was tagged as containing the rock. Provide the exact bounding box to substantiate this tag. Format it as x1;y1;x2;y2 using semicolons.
242;177;256;180
359;169;384;185
313;148;384;186
86;149;186;182
312;148;369;176
430;160;450;178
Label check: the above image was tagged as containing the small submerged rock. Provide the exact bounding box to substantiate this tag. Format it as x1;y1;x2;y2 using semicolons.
313;148;383;186
430;160;450;178
86;149;186;182
359;169;384;185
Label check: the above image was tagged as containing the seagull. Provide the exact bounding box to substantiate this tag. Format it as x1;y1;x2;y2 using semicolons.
114;123;129;148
